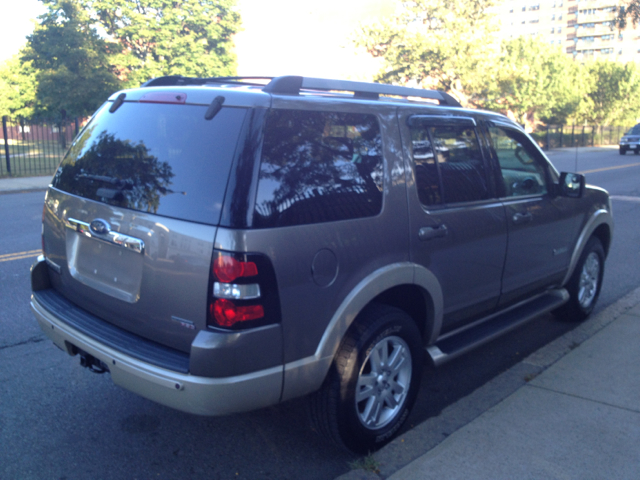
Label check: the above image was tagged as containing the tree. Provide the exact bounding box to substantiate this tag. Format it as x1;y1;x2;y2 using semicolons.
22;0;121;118
479;37;586;131
23;0;241;117
579;60;640;125
615;1;640;29
85;0;242;87
0;55;37;118
354;0;499;106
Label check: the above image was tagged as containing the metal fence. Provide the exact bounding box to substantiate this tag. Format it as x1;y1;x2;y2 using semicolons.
1;116;80;178
530;124;631;151
0;116;634;178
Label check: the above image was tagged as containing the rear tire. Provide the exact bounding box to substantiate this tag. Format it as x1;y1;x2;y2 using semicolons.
310;304;424;453
555;237;605;321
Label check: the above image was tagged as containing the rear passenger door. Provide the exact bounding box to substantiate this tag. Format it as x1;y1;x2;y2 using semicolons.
483;121;582;306
402;114;508;333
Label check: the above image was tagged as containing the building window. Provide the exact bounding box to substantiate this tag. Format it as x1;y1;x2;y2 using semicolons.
558;27;562;33
551;27;555;33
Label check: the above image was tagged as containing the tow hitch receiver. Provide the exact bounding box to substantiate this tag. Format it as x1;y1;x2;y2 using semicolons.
78;351;109;374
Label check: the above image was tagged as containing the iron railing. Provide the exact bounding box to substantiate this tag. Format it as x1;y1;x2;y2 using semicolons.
531;124;632;150
1;116;80;177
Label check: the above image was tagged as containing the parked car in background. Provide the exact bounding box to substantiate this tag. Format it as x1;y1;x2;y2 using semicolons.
619;124;640;154
31;76;613;453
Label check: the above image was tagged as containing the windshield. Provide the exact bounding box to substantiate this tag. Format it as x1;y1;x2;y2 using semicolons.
626;125;640;135
52;102;247;225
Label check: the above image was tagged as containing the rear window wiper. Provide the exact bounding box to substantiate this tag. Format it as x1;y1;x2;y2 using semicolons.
76;173;134;190
205;96;225;120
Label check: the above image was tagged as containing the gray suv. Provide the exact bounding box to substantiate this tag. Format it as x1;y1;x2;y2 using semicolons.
31;76;613;453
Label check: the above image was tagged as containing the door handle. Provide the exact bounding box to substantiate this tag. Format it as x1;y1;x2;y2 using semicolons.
419;224;448;241
512;212;533;225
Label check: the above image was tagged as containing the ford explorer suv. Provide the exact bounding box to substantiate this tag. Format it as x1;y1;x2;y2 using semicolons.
31;75;613;453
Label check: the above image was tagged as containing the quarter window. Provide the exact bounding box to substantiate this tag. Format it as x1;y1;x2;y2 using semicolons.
254;109;383;228
410;123;490;205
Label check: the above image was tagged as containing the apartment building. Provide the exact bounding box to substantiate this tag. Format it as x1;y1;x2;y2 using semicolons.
497;0;640;63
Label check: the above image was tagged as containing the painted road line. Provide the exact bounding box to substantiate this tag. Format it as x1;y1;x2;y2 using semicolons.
0;250;41;263
580;162;640;174
610;195;640;203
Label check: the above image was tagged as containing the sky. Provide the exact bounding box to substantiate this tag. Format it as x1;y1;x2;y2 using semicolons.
0;0;46;63
0;0;395;81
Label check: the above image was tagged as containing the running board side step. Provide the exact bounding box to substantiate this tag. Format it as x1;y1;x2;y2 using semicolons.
426;289;569;366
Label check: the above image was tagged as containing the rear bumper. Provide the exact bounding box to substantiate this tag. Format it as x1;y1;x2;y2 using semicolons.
31;293;284;416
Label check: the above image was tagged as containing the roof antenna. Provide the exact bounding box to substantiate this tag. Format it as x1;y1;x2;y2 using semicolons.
574;130;579;173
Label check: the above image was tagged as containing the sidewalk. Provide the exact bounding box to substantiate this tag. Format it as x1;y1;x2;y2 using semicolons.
340;287;640;480
0;175;51;194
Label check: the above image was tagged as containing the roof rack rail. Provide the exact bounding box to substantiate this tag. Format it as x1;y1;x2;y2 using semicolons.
141;76;275;88
140;75;462;107
262;76;462;107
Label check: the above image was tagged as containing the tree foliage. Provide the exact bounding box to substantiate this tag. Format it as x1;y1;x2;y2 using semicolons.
0;56;37;118
22;0;121;118
354;0;499;106
579;60;640;125
21;0;241;118
356;1;640;128
85;0;241;86
615;0;640;29
479;37;586;131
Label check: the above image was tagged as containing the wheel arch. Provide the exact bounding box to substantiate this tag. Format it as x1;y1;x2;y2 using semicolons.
562;208;613;287
281;262;443;402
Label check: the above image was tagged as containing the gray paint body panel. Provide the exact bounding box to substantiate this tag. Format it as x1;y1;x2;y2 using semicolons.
43;187;215;352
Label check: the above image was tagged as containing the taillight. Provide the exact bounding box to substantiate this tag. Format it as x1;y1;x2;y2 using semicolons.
213;255;258;283
211;299;265;327
207;250;280;330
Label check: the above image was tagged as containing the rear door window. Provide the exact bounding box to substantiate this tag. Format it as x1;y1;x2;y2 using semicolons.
409;118;490;205
52;102;248;225
253;109;383;228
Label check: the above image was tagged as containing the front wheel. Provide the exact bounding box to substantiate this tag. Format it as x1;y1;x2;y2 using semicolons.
555;237;605;321
310;304;424;453
619;147;626;155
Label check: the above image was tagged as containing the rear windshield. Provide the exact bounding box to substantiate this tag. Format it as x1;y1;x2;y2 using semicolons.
52;101;248;225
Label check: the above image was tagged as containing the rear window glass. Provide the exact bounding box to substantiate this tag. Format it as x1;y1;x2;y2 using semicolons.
253;109;383;228
52;102;247;225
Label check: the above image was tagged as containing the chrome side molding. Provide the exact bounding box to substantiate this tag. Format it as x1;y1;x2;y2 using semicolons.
65;218;145;255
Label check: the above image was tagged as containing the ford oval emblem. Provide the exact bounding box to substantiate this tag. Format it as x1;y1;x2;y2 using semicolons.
90;219;111;235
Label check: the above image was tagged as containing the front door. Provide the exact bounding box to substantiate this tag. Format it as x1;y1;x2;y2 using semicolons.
484;122;582;306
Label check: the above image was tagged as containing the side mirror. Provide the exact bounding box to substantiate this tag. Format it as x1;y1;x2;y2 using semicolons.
558;172;585;198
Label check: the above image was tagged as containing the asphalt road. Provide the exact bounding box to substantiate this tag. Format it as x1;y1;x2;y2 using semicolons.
0;146;638;479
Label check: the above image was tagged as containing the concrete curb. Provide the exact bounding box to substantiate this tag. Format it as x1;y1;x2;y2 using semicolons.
0;175;51;195
337;285;640;479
